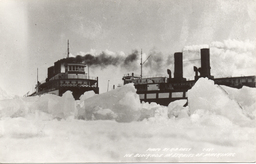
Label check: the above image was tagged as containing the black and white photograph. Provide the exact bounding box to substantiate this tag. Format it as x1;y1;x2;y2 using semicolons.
0;0;255;162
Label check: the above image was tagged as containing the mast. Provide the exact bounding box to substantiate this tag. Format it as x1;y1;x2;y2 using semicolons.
67;40;70;58
88;64;89;79
36;68;39;93
37;68;38;84
140;49;142;78
140;50;151;78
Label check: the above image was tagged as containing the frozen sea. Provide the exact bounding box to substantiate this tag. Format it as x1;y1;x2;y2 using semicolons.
0;78;255;162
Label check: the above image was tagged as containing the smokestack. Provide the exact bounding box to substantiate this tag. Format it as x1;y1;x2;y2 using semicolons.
174;52;185;82
200;48;211;78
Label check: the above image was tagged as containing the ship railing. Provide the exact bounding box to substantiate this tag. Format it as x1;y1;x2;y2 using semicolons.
132;76;168;84
123;74;167;79
123;73;141;78
49;73;98;81
37;80;45;86
141;74;167;79
123;73;168;84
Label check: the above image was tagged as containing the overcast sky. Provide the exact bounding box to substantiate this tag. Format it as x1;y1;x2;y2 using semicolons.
0;0;255;96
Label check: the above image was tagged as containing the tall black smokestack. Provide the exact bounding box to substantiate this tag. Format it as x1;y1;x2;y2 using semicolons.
200;48;211;78
174;52;185;82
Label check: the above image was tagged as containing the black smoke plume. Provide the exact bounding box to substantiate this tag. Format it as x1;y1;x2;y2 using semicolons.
121;50;139;70
75;50;139;70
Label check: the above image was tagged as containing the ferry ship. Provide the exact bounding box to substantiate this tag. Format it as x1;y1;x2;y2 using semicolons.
29;41;99;99
122;48;256;106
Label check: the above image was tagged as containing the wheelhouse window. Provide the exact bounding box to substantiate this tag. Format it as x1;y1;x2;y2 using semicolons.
68;65;85;72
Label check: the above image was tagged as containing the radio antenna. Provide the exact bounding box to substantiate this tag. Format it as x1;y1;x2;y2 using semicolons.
140;49;142;78
67;40;70;58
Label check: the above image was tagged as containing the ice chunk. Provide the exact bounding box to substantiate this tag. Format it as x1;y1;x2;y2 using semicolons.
139;100;189;122
190;109;233;127
167;100;188;119
138;102;159;121
139;102;169;122
0;97;28;118
0;117;42;138
147;105;169;122
0;95;54;120
59;91;76;119
220;85;256;119
0;87;12;100
93;107;117;120
187;78;249;124
34;94;60;116
0;91;77;120
79;83;141;122
79;90;95;101
33;91;76;120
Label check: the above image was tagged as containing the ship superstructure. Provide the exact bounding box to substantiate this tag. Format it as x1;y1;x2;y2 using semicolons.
123;48;256;106
30;41;99;99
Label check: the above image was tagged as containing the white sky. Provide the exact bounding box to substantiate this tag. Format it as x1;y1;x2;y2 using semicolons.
0;0;255;96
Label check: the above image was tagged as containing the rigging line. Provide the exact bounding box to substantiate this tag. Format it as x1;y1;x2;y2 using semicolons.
142;55;152;65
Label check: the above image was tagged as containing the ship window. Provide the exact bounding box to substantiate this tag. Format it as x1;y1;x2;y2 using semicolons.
139;94;145;99
147;93;156;99
147;84;160;91
158;93;169;98
81;66;84;71
172;92;183;98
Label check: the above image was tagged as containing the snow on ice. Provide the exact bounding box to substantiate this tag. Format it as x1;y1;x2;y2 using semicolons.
77;83;141;122
0;80;255;162
188;78;252;124
0;87;12;100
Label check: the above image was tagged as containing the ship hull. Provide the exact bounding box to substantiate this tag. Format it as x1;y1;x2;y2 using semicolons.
59;86;99;99
30;77;99;100
134;76;256;106
31;86;99;100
